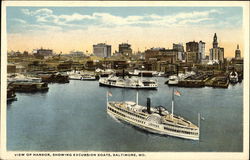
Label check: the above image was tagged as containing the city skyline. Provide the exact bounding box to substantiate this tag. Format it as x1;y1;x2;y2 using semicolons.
7;6;243;57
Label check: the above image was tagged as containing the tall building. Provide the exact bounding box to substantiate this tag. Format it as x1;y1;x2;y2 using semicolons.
186;41;199;63
173;43;184;61
198;41;206;60
213;33;218;48
186;41;199;52
35;48;53;56
235;44;241;59
93;43;111;58
145;48;177;63
118;43;132;56
209;33;224;63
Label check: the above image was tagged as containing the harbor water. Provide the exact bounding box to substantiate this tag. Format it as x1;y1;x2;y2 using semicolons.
7;78;243;152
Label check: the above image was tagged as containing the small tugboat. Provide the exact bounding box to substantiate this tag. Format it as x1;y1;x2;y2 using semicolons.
106;89;200;140
99;75;158;89
229;71;238;83
167;75;179;85
167;72;196;86
7;88;17;102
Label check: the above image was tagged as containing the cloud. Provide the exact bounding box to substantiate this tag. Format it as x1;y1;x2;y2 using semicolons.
20;8;222;28
12;18;27;24
21;8;53;16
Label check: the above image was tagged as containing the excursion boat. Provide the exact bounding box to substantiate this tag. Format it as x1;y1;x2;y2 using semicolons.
67;71;96;80
67;71;82;80
69;74;82;80
99;75;158;89
229;71;238;83
106;89;200;140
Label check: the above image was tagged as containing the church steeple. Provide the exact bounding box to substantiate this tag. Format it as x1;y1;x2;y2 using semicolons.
213;33;218;48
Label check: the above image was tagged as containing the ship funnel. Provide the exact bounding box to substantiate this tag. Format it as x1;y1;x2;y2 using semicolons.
122;69;125;79
147;98;151;114
159;107;162;115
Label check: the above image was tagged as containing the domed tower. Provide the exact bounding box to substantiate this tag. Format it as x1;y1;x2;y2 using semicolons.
235;44;241;59
213;33;218;48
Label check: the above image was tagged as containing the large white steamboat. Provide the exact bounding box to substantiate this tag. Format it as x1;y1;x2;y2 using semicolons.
106;90;200;140
99;75;158;89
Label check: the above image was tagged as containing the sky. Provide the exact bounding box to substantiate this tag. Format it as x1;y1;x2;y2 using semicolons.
6;6;243;57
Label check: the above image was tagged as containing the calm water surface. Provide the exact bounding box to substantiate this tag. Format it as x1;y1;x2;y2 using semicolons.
7;78;243;151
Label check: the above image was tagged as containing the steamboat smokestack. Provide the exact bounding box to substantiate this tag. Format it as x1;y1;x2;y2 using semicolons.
159;107;162;116
122;69;125;79
147;98;151;114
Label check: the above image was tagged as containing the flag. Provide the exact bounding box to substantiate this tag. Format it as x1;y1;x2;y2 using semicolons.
108;91;112;97
174;90;181;96
201;116;205;120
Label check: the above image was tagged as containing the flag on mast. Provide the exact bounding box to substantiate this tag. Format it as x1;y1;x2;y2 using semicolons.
174;90;181;96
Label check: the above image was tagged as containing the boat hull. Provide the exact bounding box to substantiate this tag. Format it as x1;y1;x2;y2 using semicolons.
99;81;157;89
107;110;199;140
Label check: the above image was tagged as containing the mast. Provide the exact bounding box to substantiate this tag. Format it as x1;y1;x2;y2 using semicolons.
198;113;200;139
106;91;109;108
171;88;174;119
136;91;139;105
141;71;143;81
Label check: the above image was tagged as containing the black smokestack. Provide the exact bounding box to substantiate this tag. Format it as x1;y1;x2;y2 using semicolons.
123;69;125;79
147;98;151;114
159;107;162;116
176;65;179;76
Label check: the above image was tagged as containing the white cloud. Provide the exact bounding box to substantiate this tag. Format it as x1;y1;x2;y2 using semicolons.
21;8;53;16
20;8;221;28
12;18;27;24
178;18;213;25
58;13;95;22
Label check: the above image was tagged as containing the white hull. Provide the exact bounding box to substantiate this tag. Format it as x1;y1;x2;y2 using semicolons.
107;102;199;140
69;76;82;80
168;80;179;85
100;81;157;89
81;77;96;80
99;76;158;89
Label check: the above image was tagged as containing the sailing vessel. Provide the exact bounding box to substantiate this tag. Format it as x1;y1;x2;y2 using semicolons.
106;89;200;140
99;75;158;89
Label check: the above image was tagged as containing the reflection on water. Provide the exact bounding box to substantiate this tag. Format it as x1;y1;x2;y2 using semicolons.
7;78;243;152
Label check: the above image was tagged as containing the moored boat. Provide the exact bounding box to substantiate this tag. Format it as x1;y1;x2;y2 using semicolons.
9;82;49;92
99;75;157;89
81;74;96;80
229;71;238;83
7;88;17;102
8;74;42;83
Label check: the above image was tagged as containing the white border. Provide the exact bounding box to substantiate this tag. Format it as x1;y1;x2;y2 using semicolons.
1;1;249;160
